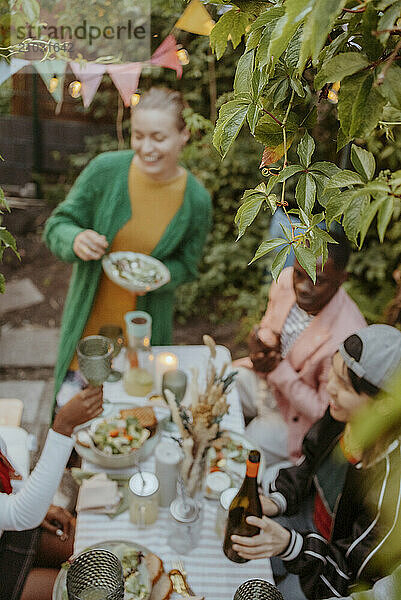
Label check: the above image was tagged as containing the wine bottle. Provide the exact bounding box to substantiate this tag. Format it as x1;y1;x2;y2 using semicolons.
223;449;262;563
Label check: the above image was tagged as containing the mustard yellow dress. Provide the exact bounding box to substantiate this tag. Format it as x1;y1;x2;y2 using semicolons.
70;161;187;369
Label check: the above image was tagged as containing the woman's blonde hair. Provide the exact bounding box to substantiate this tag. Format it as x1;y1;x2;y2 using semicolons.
132;87;188;131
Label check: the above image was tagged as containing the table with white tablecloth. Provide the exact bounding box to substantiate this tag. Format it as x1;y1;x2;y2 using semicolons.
74;345;273;599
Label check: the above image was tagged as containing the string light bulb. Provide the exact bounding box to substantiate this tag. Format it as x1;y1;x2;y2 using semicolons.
69;80;82;99
48;74;59;94
176;48;190;65
130;92;141;107
328;80;340;104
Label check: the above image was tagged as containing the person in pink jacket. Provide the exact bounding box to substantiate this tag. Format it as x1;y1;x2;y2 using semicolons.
234;232;366;472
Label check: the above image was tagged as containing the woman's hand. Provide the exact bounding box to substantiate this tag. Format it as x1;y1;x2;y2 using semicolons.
42;505;75;542
260;495;280;517
231;515;291;560
73;229;108;261
53;386;103;437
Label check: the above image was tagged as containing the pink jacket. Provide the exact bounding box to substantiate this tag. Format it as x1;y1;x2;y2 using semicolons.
236;267;366;462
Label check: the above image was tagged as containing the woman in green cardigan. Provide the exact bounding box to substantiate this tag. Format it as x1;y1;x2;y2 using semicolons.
44;88;212;409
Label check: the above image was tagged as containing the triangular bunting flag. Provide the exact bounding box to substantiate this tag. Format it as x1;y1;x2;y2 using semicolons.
69;62;106;108
0;58;29;86
107;63;142;107
175;0;215;36
33;59;66;103
151;35;182;79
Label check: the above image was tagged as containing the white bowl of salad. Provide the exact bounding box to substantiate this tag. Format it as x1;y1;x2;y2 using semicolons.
102;252;170;293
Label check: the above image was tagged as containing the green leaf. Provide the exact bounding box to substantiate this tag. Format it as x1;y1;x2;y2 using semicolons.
246;28;263;52
0;273;4;294
343;190;371;245
378;0;401;44
298;0;348;71
314;52;370;90
251;67;269;100
276;164;304;183
377;197;394;242
338;72;386;140
325;189;354;227
0;227;17;252
350;145;376;182
235;196;265;239
234;50;254;98
267;0;313;69
213;100;249;158
271;245;291;280
249;238;289;264
210;9;249;59
359;196;386;247
290;77;305;98
247;103;261;135
294;244;317;283
310;161;342;178
296;172;316;214
379;65;401;111
255;114;298;147
254;7;286;66
273;79;290;107
285;26;303;71
361;4;383;61
297;131;315;167
326;170;364;188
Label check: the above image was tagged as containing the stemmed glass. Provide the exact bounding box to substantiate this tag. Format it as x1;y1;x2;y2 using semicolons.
76;335;114;387
98;325;124;382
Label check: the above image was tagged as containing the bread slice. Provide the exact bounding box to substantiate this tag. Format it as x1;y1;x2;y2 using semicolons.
119;406;157;435
144;552;163;586
149;572;173;600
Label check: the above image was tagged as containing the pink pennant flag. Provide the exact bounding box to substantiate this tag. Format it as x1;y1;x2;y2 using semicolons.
107;63;142;107
151;34;182;79
69;62;106;108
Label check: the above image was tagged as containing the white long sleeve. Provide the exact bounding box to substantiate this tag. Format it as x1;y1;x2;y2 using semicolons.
0;429;74;534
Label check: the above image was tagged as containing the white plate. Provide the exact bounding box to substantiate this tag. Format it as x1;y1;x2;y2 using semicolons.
206;430;266;497
52;539;152;600
73;404;163;469
102;252;170;292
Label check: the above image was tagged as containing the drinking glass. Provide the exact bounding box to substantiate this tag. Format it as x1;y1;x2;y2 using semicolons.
162;369;187;404
98;325;124;382
77;335;113;387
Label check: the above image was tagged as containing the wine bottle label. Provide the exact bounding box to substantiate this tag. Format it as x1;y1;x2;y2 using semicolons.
245;460;259;478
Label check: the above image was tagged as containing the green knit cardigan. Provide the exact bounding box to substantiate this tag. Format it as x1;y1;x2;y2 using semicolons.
44;150;212;406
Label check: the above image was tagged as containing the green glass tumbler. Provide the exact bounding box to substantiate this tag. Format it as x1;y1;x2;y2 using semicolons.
76;335;113;387
98;325;124;382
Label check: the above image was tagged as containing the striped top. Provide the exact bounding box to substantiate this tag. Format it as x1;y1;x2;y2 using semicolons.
280;303;313;358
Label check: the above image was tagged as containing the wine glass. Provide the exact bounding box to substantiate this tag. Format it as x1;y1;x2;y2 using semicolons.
98;324;124;382
76;335;113;387
162;369;187;405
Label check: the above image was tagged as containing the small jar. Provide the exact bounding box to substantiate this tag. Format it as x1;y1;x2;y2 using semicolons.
205;471;231;499
167;497;202;554
215;487;238;539
128;472;159;528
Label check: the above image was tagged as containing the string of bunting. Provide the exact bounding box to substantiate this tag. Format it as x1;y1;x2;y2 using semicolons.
0;0;215;109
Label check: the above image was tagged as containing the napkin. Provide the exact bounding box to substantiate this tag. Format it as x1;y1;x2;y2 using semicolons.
76;473;120;513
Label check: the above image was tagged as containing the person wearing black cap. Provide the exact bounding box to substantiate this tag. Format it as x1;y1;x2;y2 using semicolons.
231;325;401;600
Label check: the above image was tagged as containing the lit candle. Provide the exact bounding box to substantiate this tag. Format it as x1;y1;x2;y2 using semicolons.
155;352;178;393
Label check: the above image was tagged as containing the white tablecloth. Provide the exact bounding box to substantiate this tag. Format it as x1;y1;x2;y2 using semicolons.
75;345;273;599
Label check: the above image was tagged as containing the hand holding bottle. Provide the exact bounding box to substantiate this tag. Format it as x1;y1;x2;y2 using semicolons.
260;494;280;516
231;515;291;560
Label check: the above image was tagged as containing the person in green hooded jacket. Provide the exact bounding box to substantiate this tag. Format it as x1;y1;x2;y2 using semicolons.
44;87;212;412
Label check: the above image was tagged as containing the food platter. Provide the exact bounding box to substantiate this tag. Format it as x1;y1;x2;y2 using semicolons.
52;540;152;600
206;430;266;495
102;252;170;293
73;404;162;469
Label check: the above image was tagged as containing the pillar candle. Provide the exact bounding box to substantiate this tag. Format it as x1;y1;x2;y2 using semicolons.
154;351;178;393
154;439;182;507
